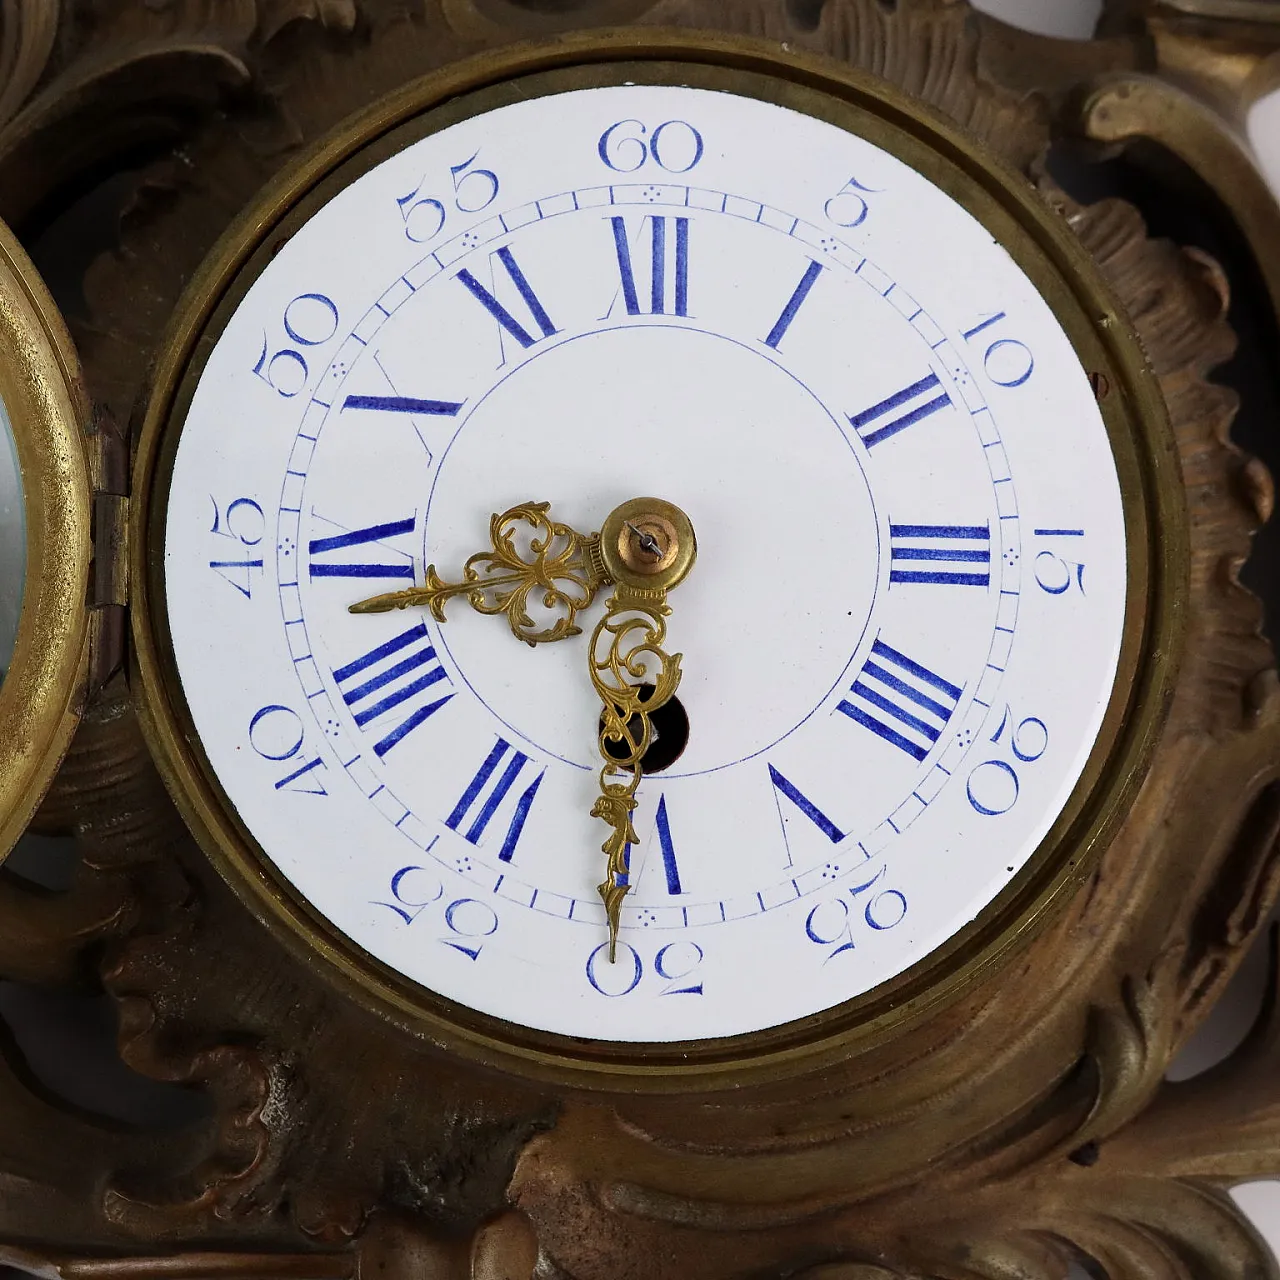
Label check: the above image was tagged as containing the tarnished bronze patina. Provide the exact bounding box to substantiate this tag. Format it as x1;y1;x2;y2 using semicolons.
0;2;1277;1277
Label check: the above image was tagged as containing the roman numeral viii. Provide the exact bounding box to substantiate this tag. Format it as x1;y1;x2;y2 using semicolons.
890;524;991;588
838;639;962;761
333;621;453;758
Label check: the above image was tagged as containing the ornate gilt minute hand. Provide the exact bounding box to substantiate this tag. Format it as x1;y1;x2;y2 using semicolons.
349;498;696;961
590;499;696;960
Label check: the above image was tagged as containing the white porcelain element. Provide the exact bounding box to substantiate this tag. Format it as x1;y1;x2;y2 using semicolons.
968;0;1101;40
163;84;1126;1042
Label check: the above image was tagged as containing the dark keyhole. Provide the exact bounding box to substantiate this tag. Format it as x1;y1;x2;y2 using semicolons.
598;684;690;775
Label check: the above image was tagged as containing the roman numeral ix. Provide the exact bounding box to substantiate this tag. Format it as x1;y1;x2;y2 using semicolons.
309;516;416;581
849;372;952;449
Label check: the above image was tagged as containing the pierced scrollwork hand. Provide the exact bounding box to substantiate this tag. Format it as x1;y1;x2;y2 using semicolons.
349;496;696;961
349;502;610;647
590;587;684;961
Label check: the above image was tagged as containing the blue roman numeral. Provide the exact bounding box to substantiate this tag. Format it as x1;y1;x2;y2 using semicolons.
763;260;824;350
770;765;846;847
610;215;690;317
309;516;416;581
890;524;991;587
655;794;682;894
333;621;453;758
446;737;544;863
838;639;962;762
849;372;952;449
343;395;464;417
457;246;558;349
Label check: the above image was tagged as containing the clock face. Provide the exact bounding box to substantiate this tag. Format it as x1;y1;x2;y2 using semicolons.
160;78;1130;1044
0;397;24;678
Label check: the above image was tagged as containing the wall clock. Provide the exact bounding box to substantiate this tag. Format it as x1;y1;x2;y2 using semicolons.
0;2;1279;1278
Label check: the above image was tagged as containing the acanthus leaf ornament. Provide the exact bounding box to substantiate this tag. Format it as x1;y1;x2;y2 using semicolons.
2;3;1280;1280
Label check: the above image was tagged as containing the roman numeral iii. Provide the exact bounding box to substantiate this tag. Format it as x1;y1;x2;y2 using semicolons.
838;639;962;761
333;622;453;758
890;524;991;588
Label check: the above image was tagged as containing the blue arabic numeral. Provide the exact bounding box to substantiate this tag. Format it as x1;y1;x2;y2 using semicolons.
962;312;1035;388
440;898;499;961
374;866;444;926
598;119;704;173
586;941;643;996
210;496;265;599
824;176;881;229
252;293;339;398
247;704;329;796
655;941;704;996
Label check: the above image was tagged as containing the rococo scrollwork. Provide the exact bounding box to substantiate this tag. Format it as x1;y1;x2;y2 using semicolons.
2;2;1280;1279
590;585;683;958
351;500;608;645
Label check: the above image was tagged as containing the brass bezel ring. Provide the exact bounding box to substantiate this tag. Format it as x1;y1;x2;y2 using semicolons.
132;32;1186;1090
0;221;92;864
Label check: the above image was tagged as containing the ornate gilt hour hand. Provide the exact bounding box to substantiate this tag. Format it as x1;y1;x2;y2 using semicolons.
350;501;609;647
349;497;696;962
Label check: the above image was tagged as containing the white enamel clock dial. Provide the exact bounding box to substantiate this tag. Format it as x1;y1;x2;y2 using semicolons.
163;82;1127;1042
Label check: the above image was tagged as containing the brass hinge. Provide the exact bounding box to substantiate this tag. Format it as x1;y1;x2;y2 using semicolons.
87;403;129;695
92;492;128;607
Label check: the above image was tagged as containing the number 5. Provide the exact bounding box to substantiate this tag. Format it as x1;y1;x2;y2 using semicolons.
450;152;500;214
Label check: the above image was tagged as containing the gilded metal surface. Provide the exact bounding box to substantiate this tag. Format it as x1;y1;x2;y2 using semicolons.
590;575;686;959
0;2;1276;1277
350;500;608;645
0;219;92;866
129;43;1178;1086
351;495;694;955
